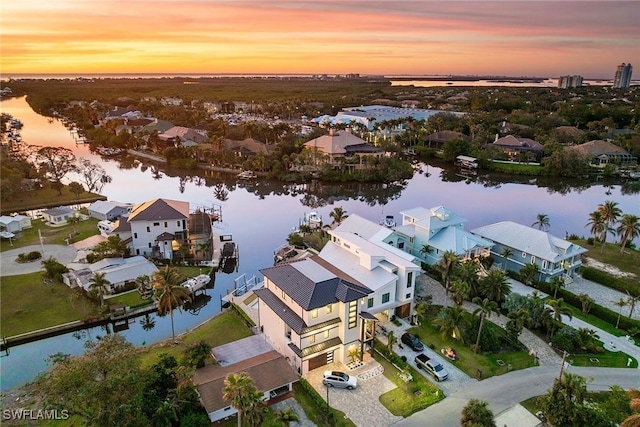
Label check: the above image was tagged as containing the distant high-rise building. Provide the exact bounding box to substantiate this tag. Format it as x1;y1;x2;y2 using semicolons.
558;75;583;88
613;63;633;89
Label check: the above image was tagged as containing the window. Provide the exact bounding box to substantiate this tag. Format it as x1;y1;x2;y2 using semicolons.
134;232;138;239
409;237;414;243
153;222;160;226
285;326;291;340
281;290;286;301
382;293;390;304
531;256;536;264
312;309;318;319
146;226;150;232
148;242;151;248
542;260;548;270
324;330;329;338
309;335;316;344
398;242;405;249
522;252;527;258
326;304;332;314
406;293;411;299
407;272;413;288
367;298;374;308
177;221;180;227
348;301;357;329
343;243;350;249
164;221;168;228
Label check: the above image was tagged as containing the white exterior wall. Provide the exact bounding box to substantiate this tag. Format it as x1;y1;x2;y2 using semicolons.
130;218;186;257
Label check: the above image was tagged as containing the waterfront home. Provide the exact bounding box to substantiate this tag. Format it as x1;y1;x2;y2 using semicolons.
0;215;31;233
254;214;421;374
565;140;637;167
393;206;493;265
113;198;190;259
88;200;131;221
63;255;158;294
194;336;298;422
302;129;384;171
471;221;588;283
423;130;471;149
159;126;208;145
41;207;76;226
490;135;543;161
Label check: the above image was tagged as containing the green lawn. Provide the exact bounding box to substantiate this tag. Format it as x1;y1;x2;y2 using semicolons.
0;183;105;216
104;290;152;309
569;348;638;369
377;352;444;417
137;307;253;367
573;238;640;279
0;217;100;252
408;322;535;380
0;272;101;337
567;305;627;337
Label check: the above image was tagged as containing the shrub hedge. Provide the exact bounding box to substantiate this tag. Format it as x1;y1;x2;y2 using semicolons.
582;266;640;297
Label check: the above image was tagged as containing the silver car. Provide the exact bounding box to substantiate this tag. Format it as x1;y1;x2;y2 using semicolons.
322;370;358;390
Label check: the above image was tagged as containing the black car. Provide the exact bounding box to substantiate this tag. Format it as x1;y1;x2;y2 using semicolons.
401;333;424;351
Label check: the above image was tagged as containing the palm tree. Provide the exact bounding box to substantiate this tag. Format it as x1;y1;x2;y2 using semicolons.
434;305;467;342
152;266;192;344
614;297;628;328
454;260;480;297
419;243;433;262
550;275;566;299
414;301;430;325
544;298;572;336
617;214;640;255
438;250;459;303
450;280;470;306
472;297;498;353
479;269;511;304
574;328;597;352
506;308;530;338
597;200;622;252
532;213;550;231
579;293;594;314
500;247;514;271
88;272;110;306
627;292;640;319
585;210;606;244
274;407;299;426
520;262;540;287
222;372;261;427
329;207;347;225
135;274;151;297
460;399;496;427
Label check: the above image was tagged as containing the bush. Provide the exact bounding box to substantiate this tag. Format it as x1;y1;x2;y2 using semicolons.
582;266;640;297
551;325;577;353
16;251;42;262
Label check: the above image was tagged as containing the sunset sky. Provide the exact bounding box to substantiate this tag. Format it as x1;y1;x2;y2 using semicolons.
1;1;638;78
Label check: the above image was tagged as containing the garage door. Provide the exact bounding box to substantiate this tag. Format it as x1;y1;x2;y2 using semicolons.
308;352;331;371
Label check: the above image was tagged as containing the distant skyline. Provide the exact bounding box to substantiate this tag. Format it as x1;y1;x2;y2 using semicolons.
1;1;638;79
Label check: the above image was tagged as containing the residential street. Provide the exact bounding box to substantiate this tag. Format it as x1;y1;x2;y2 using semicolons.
393;365;640;427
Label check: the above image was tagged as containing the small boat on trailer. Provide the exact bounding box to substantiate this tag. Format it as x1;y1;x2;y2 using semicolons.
181;274;211;295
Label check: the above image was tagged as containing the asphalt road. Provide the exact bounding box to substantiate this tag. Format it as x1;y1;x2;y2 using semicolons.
393;365;640;427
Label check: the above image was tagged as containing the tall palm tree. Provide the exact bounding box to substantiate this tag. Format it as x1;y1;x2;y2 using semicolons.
479;269;511;304
434;305;467;342
454;260;480;297
450;280;470;306
88;272;110;306
329;207;347;225
585;210;606;244
614;297;628;328
597;201;622;252
472;297;498;353
506;308;530;337
520;262;540;287
135;274;151;297
414;301;430;325
532;213;550;231
579;293;594;314
617;214;640;255
627;292;640;319
419;244;433;262
152;266;191;343
438;250;459;303
544;298;572;336
500;247;514;271
222;372;260;427
550;275;566;299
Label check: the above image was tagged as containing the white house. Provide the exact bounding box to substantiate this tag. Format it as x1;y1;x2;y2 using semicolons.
63;256;158;293
471;221;588;283
113;199;190;259
392;206;493;265
41;207;76;226
0;215;30;233
88;200;131;221
254;214;421;374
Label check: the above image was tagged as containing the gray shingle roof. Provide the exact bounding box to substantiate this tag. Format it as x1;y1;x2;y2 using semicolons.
254;288;307;334
288;337;343;358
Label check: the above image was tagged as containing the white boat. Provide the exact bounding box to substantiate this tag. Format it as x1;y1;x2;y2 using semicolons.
97;220;115;236
181;274;211;294
302;211;322;228
237;170;257;179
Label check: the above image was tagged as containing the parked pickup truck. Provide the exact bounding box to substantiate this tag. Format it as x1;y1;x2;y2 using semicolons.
415;353;449;382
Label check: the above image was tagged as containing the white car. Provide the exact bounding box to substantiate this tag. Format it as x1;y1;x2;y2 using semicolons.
322;371;358;390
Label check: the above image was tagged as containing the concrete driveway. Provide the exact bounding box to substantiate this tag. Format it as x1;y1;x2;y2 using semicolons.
304;355;402;427
0;244;77;276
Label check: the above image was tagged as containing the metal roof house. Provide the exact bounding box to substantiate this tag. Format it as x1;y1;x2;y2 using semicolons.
392;206;493;265
471;221;588;283
254;214;421;374
63;255;159;294
88;200;131;221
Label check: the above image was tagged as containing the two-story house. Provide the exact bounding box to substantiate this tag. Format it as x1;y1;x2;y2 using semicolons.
392;206;493;265
254;214;421;374
114;198;190;259
471;221;588;283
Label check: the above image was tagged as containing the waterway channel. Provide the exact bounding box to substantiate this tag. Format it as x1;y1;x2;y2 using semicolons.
1;95;638;391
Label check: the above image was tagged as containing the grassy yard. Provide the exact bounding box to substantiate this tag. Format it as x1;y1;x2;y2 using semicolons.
137;307;253;367
573;238;640;279
408;321;535;380
376;352;444;417
0;217;100;252
569;347;638;369
104;290;152;309
567;304;627;337
0;272;101;337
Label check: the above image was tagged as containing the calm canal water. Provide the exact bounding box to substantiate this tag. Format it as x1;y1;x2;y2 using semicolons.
1;96;638;391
